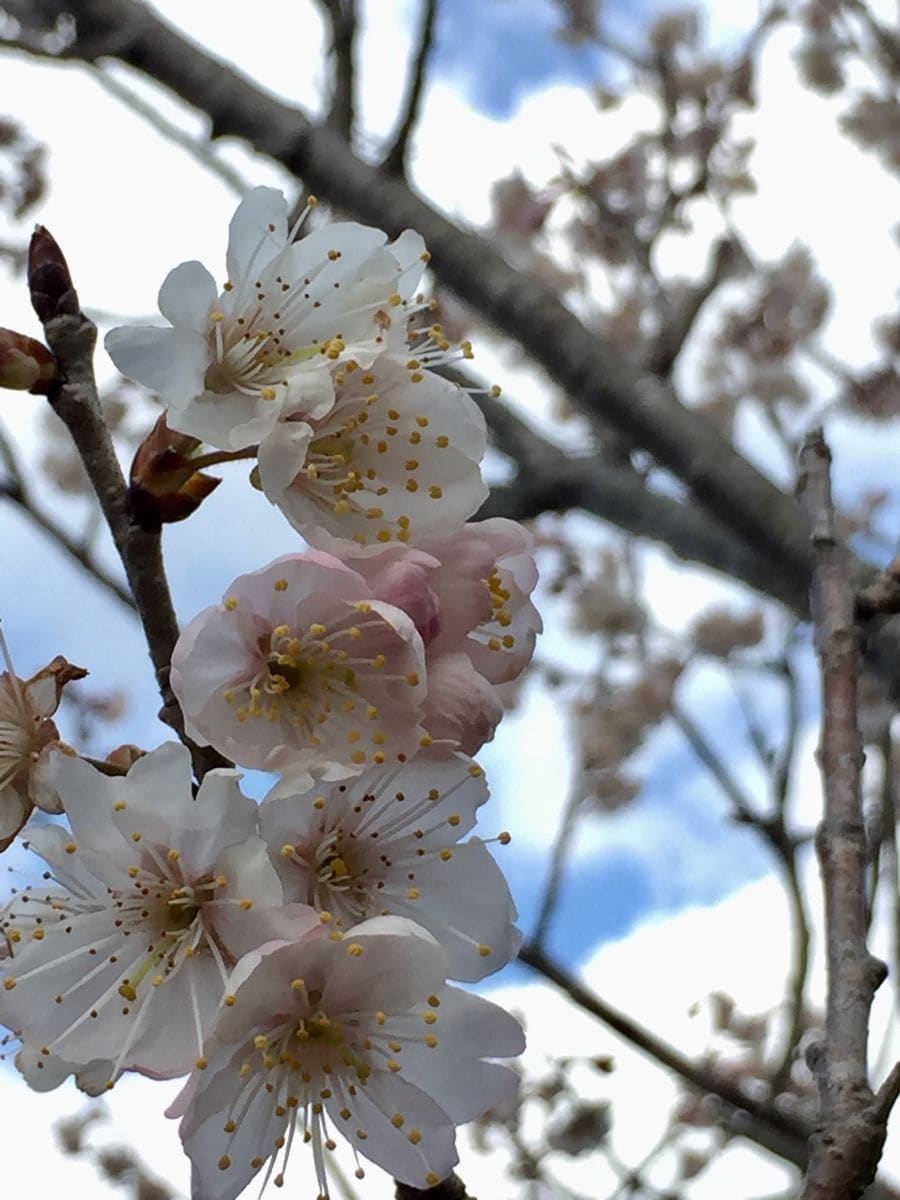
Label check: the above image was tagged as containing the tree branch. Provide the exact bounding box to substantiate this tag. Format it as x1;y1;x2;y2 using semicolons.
797;428;900;1200
27;224;228;778
314;0;357;139
382;0;438;175
517;941;813;1169
7;0;819;596
0;417;136;610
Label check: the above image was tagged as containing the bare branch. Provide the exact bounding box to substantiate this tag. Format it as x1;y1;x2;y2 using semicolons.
27;224;228;778
0;417;136;609
92;65;250;194
314;0;357;139
10;0;819;599
797;428;900;1200
517;941;813;1169
382;0;438;175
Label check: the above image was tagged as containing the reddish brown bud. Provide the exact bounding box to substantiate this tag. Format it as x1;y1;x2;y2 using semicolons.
28;224;79;322
128;413;222;528
106;744;146;770
0;327;57;393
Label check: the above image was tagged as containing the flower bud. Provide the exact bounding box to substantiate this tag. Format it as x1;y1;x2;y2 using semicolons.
0;328;57;394
28;224;79;321
128;413;221;528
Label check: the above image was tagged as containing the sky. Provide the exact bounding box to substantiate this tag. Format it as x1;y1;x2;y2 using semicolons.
0;0;899;1195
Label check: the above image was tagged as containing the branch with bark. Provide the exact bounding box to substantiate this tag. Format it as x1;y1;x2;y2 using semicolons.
26;223;228;779
798;429;900;1200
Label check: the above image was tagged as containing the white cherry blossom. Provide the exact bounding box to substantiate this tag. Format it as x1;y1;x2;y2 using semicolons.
260;747;520;981
0;628;87;849
170;554;429;790
105;188;427;450
257;352;488;546
0;743;314;1089
173;917;525;1200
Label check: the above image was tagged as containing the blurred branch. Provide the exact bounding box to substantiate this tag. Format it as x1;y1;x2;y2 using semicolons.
0;417;136;610
314;0;357;138
22;0;900;710
382;0;438;175
518;941;813;1169
797;428;900;1200
531;783;583;947
92;65;250;194
647;237;746;377
672;684;811;1094
27;224;228;779
7;0;821;602
480;456;807;611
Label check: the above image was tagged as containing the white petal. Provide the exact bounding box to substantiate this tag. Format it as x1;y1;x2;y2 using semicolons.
226;186;289;284
105;324;208;404
328;1069;458;1188
158;260;218;331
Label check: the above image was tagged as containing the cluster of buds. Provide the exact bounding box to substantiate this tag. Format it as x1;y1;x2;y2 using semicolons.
0;189;541;1198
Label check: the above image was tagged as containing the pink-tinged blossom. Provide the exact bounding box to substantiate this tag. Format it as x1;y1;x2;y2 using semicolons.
170;555;429;790
348;519;542;753
0;632;87;850
172;918;524;1200
105;188;427;451
260;747;520;981
0;743;315;1090
257;353;488;546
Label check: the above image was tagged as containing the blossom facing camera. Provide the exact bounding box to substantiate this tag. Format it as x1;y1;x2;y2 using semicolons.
105;187;427;451
257;352;488;547
170;554;429;790
173;917;525;1200
261;746;521;980
0;743;315;1089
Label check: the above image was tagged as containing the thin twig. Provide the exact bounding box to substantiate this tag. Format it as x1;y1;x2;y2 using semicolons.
382;0;438;175
91;66;250;195
28;225;228;780
314;0;357;139
0;418;135;610
531;783;583;947
517;941;813;1169
670;692;811;1093
797;427;900;1200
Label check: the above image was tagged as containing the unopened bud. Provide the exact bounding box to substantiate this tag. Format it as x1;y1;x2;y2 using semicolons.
106;744;146;770
0;328;57;393
28;225;78;322
128;412;221;528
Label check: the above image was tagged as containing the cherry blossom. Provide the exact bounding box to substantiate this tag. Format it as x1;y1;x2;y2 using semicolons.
257;352;488;546
260;746;520;981
170;554;429;789
348;519;542;753
0;628;87;850
0;743;314;1089
173;917;525;1200
105;187;427;451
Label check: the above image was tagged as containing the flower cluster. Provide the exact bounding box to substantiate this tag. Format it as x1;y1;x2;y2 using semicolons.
0;189;540;1199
